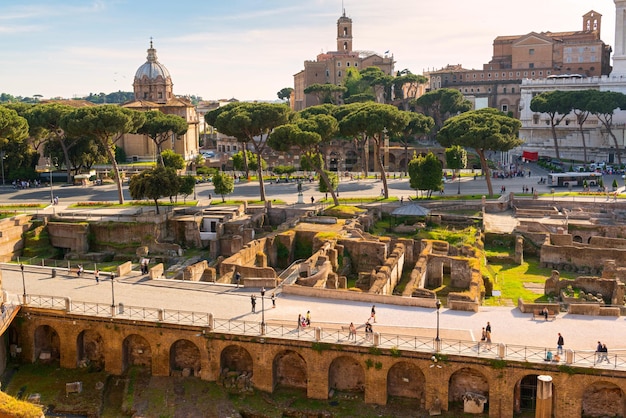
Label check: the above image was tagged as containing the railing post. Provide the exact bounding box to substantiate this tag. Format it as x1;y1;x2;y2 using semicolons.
158;309;164;322
498;343;506;359
65;297;71;313
208;313;214;331
110;305;116;317
565;349;574;365
373;332;380;347
315;327;321;342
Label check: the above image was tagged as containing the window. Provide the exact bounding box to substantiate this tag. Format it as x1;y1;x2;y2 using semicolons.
346;62;350;67
326;69;329;77
503;87;507;94
529;48;535;55
343;42;348;50
512;88;515;94
338;62;342;67
529;63;534;69
533;114;540;124
501;104;508;112
338;70;342;77
354;62;358;67
343;27;348;36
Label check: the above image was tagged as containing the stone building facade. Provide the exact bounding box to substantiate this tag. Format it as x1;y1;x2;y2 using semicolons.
428;10;612;119
118;41;200;162
292;10;394;111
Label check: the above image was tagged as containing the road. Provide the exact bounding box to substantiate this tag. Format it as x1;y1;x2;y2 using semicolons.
2;163;623;205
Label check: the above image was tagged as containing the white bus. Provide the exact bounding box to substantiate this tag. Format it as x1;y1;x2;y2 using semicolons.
548;172;602;187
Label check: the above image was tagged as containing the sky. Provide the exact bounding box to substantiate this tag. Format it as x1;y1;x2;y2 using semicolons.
0;0;617;102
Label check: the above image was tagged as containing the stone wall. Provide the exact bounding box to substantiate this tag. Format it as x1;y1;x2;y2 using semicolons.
219;238;276;281
0;215;32;262
47;222;89;254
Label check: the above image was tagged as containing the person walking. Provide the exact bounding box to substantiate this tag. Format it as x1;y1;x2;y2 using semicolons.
94;269;100;285
305;310;311;326
235;272;241;288
297;314;302;329
370;305;376;323
600;344;610;364
349;322;356;341
250;295;256;313
596;341;603;364
557;333;564;355
271;292;276;308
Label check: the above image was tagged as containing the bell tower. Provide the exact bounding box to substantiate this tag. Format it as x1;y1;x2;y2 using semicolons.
583;10;601;39
336;10;353;52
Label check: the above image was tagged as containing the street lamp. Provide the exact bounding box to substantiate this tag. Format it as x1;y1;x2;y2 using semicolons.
48;158;54;204
20;263;26;303
260;287;266;335
110;273;116;308
435;299;442;345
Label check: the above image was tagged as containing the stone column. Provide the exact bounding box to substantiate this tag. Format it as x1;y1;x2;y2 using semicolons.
535;375;553;418
613;1;626;77
514;235;524;265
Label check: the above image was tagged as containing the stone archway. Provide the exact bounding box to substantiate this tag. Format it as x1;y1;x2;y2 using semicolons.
573;235;583;243
219;345;253;390
33;325;60;363
328;356;365;395
76;329;105;371
122;334;152;373
513;374;557;415
448;367;489;413
169;339;200;377
387;361;425;402
582;381;625;417
272;350;307;390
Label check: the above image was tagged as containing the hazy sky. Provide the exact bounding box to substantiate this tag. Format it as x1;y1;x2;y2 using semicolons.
0;0;616;101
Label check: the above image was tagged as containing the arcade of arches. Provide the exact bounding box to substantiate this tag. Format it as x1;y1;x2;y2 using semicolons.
7;310;626;417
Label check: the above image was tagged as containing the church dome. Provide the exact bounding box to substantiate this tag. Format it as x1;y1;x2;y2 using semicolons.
134;41;171;81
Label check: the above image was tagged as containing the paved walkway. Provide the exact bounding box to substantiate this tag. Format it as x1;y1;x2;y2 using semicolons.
0;264;622;356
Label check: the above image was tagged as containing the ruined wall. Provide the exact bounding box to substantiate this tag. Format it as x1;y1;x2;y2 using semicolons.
47;222;89;254
0;215;32;262
219;238;276;279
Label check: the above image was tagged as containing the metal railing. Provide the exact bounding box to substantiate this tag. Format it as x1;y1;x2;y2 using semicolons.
16;292;626;371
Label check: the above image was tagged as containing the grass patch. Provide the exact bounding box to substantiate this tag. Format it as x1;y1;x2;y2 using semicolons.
322;205;366;218
483;257;576;305
211;199;286;205
4;363;108;416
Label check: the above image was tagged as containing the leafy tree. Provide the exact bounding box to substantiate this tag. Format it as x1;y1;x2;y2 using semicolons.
277;87;294;102
445;145;467;194
392;71;428;110
161;149;185;170
394;112;434;175
304;83;347;105
61;105;146;204
213;171;235;202
178;175;196;202
360;67;393;103
205;102;291;201
437;108;522;197
410;88;472;139
0;105;31;182
24;103;84;183
269;104;341;205
232;150;266;173
137;110;189;166
45;135;104;176
586;90;626;165
337;103;410;199
128;166;179;214
343;68;376;104
408;152;443;198
530;90;572;161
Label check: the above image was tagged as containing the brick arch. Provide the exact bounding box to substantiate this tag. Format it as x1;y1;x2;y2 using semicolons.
573;235;583;243
328;355;365;394
582;380;625;417
513;373;557;415
76;329;104;371
387;361;425;401
272;349;307;390
448;367;489;410
122;334;152;373
34;324;60;363
219;344;253;375
169;339;201;377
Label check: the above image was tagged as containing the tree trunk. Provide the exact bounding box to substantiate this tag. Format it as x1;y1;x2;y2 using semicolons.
153;198;160;214
404;142;409;176
256;149;266;201
477;150;493;197
104;142;125;204
317;168;339;206
375;136;389;199
550;122;561;160
599;117;622;165
56;136;73;184
579;126;588;165
242;142;250;179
